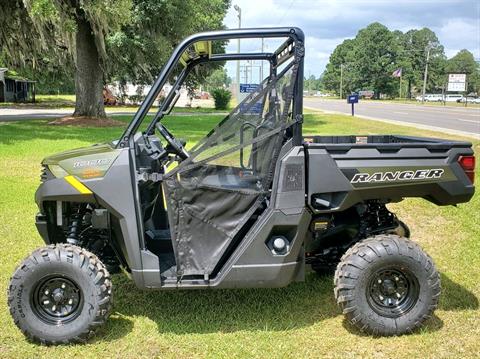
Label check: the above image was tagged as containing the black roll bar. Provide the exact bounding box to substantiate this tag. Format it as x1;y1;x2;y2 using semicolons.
117;27;304;148
144;52;276;135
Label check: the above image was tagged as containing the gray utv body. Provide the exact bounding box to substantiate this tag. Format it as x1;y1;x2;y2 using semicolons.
34;27;475;291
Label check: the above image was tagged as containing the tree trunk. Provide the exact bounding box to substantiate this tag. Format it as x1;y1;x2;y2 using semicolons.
73;16;106;118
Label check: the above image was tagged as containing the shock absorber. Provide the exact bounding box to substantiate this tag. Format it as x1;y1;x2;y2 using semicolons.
66;204;86;245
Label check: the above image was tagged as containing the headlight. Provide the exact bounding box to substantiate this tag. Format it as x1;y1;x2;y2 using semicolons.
48;164;69;178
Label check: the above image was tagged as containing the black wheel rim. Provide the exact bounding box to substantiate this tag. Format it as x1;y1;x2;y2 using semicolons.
367;266;419;318
32;275;83;325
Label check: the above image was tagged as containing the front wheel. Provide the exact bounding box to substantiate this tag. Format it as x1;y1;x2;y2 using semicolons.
8;244;112;344
387;219;410;238
334;235;440;336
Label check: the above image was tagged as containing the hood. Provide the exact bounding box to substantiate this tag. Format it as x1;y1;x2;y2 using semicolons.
43;143;122;179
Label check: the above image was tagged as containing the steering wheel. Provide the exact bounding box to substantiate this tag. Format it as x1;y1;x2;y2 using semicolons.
155;122;189;160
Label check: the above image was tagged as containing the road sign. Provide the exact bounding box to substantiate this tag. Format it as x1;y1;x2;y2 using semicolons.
240;84;259;93
347;94;359;104
447;73;466;92
447;82;466;92
239;83;262;114
448;74;466;83
347;94;359;116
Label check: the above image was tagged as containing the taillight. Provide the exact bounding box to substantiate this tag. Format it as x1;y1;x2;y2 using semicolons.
458;155;475;184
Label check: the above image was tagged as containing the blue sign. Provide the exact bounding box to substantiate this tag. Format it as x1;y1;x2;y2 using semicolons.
347;94;359;104
240;83;260;93
239;83;262;115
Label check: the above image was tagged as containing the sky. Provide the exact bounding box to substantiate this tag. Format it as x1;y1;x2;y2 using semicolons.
221;0;480;80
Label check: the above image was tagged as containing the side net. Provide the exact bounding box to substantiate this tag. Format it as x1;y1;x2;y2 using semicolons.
163;59;299;277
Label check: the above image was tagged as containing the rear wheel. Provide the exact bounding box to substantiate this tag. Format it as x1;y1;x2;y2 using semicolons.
8;244;112;344
334;235;440;336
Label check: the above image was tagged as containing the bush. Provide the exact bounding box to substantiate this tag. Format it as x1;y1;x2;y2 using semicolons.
211;88;232;110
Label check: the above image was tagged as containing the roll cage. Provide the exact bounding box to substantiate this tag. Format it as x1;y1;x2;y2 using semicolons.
117;27;305;148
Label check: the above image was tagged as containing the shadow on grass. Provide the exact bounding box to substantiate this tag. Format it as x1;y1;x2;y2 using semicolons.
0;115;224;147
102;270;478;339
0;120;128;145
439;273;479;311
108;272;338;335
341;314;444;337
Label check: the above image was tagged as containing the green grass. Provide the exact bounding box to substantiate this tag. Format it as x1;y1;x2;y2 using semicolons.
0;112;479;358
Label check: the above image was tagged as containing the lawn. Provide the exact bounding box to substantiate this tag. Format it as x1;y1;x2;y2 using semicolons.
0;112;478;358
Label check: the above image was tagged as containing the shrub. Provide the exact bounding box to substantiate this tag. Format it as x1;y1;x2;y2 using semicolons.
211;88;232;110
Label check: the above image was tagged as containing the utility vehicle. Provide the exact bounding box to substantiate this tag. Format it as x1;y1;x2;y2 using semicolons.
8;28;475;344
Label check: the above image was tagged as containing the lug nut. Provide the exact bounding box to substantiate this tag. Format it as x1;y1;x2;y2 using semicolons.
396;292;401;298
52;305;56;311
61;283;66;289
379;295;384;300
44;290;49;295
68;299;73;305
378;279;382;284
43;300;49;305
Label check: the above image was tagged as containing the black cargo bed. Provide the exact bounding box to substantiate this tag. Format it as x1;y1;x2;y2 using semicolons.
303;135;471;152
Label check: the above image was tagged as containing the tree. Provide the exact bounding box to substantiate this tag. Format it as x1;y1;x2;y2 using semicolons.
204;67;231;92
446;50;480;94
106;0;230;86
0;0;74;95
304;74;322;93
351;23;399;98
322;23;448;99
2;0;229;117
322;23;399;98
321;39;355;96
21;0;132;118
396;28;445;97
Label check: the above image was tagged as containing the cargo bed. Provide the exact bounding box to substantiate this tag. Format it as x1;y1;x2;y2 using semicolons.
303;135;475;212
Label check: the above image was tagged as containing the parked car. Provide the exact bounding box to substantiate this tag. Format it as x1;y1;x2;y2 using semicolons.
415;94;443;102
457;96;478;104
358;90;374;99
445;94;463;102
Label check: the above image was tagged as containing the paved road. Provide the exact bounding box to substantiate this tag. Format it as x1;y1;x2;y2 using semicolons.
0;108;226;121
0;108;141;121
304;98;480;138
2;101;479;138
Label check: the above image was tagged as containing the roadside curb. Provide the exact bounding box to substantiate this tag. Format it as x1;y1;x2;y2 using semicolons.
305;107;480;140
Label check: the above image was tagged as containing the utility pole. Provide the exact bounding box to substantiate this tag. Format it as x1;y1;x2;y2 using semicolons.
260;38;264;81
340;64;344;99
421;45;431;103
234;5;242;104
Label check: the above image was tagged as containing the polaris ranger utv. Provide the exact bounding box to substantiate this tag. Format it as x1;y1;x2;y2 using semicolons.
8;28;475;344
